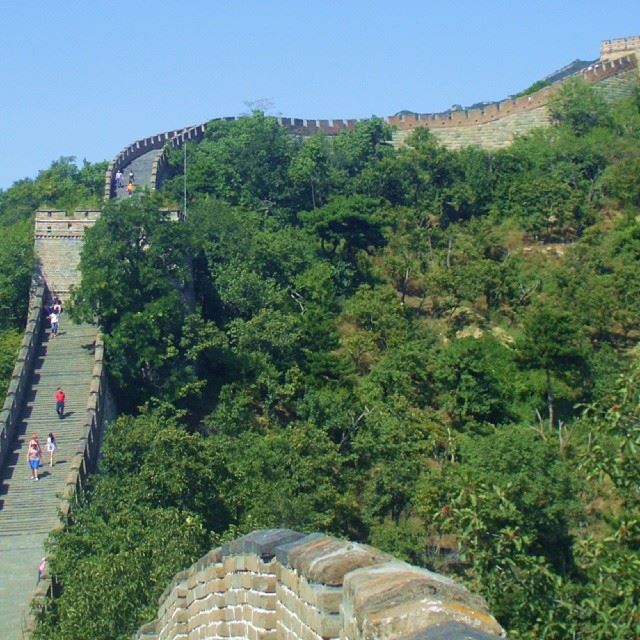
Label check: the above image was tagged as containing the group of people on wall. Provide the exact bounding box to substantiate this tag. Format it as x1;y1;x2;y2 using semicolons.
29;296;68;481
114;169;136;196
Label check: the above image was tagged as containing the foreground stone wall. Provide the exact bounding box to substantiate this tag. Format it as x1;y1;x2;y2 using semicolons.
135;530;505;640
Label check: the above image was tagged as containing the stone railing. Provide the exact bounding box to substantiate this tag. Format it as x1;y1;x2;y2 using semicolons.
135;529;505;640
23;333;112;638
0;280;45;471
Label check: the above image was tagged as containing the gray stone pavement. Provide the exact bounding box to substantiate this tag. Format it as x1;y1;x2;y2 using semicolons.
115;148;163;198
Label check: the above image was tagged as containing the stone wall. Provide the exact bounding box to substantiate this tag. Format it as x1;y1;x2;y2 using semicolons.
601;35;640;63
0;280;44;472
135;530;505;640
34;209;101;299
390;55;637;150
122;42;638;193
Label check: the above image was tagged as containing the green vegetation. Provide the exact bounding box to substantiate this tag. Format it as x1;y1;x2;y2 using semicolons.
0;157;107;395
29;80;640;638
514;78;551;97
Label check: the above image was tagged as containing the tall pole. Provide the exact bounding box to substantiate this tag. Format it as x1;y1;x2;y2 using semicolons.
183;143;187;218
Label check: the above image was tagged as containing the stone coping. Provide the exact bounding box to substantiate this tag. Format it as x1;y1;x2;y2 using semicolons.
140;529;506;640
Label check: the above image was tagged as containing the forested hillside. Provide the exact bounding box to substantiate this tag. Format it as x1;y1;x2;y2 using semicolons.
0;158;106;398
30;79;640;639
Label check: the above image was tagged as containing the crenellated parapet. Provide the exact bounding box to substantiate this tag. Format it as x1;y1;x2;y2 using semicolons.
107;36;639;196
35;209;101;238
389;55;637;132
601;35;640;62
135;529;505;640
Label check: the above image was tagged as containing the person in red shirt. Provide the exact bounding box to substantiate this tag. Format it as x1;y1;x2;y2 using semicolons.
55;387;65;419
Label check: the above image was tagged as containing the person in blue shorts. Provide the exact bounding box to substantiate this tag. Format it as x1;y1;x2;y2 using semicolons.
28;435;41;481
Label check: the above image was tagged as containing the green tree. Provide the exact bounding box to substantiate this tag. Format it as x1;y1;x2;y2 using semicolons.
518;304;589;430
549;78;612;136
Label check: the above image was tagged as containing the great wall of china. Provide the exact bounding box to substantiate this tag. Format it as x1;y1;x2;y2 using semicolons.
0;35;638;640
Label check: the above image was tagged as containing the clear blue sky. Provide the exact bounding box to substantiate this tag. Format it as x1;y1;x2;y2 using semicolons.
1;0;638;189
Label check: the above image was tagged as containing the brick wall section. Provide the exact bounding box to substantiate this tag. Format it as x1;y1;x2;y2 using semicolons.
135;530;505;640
601;35;640;63
34;209;101;299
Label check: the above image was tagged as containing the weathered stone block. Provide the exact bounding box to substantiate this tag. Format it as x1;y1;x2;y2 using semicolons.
277;564;300;592
251;607;277;629
298;576;342;613
247;590;276;610
252;573;277;593
284;534;391;586
223;529;305;559
343;562;487;618
361;599;504;640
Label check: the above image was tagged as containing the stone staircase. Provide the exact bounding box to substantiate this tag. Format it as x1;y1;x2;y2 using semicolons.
0;319;97;639
115;148;162;198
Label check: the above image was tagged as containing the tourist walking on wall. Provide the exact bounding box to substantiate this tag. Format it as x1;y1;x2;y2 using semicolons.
28;435;41;481
55;387;65;419
48;309;59;338
46;433;57;467
36;558;47;585
115;169;123;188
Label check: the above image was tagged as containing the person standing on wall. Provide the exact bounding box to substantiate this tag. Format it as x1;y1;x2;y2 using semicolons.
48;308;59;338
55;387;65;419
46;432;57;467
28;435;41;481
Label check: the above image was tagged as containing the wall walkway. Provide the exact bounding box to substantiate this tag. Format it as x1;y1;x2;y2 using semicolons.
0;315;107;639
0;211;112;639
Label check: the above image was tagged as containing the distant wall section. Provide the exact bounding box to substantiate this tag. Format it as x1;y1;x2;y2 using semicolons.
390;55;638;150
108;36;639;195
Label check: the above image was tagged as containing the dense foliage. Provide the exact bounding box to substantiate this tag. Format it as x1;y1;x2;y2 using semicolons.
33;81;640;639
0;157;107;396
